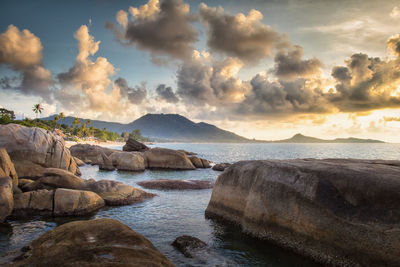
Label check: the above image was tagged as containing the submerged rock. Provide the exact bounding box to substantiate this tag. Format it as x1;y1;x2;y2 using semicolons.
205;159;400;266
137;179;213;190
212;163;231;171
122;137;149;152
0;124;80;178
172;235;207;258
0;177;13;223
11;218;175;266
144;148;195;170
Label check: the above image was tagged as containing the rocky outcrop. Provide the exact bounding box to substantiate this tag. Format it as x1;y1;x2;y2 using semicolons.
122;137;149;152
84;179;155;205
137;179;213;190
73;156;85;166
98;153;115;171
13;189;54;215
109;151;146;172
212;163;231;171
69;144;117;165
0;177;13;223
11;219;175;266
177;150;197;156
22;168;85;191
205;159;400;266
0;124;80;178
172;235;207;258
0;148;18;187
144;148;195;170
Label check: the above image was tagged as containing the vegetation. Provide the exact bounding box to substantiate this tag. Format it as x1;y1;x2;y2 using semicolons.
121;129;149;142
32;104;44;119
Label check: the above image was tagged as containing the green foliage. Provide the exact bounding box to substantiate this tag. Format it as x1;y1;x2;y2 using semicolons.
129;129;149;142
0;108;15;120
0;114;11;124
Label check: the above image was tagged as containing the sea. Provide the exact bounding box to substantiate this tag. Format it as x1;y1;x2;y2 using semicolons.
1;143;400;266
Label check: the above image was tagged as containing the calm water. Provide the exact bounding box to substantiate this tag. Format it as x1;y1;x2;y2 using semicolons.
1;143;400;266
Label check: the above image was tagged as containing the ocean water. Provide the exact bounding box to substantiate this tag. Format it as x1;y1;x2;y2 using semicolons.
1;143;399;266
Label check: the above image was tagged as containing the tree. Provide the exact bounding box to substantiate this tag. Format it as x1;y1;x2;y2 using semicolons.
53;115;60;129
121;132;130;141
58;112;65;124
32;104;44;120
130;129;142;141
0;108;15;120
0;114;10;124
73;117;80;127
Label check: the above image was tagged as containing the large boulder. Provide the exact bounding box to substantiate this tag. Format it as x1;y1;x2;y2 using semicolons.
144;148;195;170
69;144;117;165
98;153;115;171
109;151;146;172
205;159;400;266
11;219;175;266
0;148;18;187
172;235;207;258
0;177;13;223
13;189;54;215
22;168;85;191
84;179;155;206
122;137;149;152
137;179;213;190
0;124;80;178
54;188;105;216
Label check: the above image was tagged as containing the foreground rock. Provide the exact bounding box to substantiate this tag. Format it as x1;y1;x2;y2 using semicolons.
137;179;213;190
144;148;195;170
205;159;400;266
0;148;18;187
84;179;155;205
70;144;117;165
212;163;231;171
0;124;80;178
172;235;207;258
11;218;175;266
0;177;13;223
122;137;149;152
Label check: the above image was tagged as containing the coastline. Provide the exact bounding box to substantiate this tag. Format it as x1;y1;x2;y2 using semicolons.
64;140;125;148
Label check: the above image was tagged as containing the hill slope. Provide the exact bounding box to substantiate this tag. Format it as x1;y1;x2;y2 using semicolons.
272;133;384;143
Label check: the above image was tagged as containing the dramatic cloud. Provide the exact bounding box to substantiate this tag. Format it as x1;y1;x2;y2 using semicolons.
387;34;400;57
114;77;147;104
199;3;290;63
0;25;53;99
273;45;323;79
155;84;179;103
106;0;198;61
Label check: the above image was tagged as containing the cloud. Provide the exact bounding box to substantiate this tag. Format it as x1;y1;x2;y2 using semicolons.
155;84;179;103
390;6;400;19
384;116;400;122
273;45;323;79
106;0;198;61
0;25;53;100
114;77;147;104
199;3;290;63
387;34;400;57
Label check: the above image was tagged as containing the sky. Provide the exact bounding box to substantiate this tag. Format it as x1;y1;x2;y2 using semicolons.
1;0;400;142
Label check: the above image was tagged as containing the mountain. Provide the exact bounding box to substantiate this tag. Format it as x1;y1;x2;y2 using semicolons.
43;113;249;142
271;133;384;143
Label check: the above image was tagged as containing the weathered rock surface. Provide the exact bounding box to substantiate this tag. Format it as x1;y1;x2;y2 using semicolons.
18;179;34;189
177;150;197;156
110;151;146;172
13;189;54;215
212;163;231;171
0;124;80;178
69;144;117;165
84;179;155;205
137;179;213;190
98;153;115;171
172;235;207;258
73;156;85;166
0;177;13;223
0;148;18;187
205;159;400;266
11;218;175;266
144;148;195;170
122;137;149;152
54;188;105;216
22;168;85;191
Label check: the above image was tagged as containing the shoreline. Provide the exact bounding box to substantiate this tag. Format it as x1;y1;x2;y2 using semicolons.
65;140;125;148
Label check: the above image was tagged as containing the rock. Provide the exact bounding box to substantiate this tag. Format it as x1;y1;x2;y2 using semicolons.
189;156;203;168
73;156;85;166
13;189;54;215
0;124;80;178
144;148;195;170
69;144;117;165
54;188;105;216
110;151;146;172
212;163;231;171
201;158;211;168
84;179;155;206
22;168;86;191
177;150;197;156
11;218;175;266
0;177;13;223
98;153;115;171
205;159;400;266
18;179;34;190
122;137;149;152
0;148;18;187
172;235;207;258
137;179;213;190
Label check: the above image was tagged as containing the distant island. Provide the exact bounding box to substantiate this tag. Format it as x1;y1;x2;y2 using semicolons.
43;114;385;143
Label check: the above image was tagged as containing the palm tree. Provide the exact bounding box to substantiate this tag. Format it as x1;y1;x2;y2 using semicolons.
58;112;65;125
73;117;80;127
53;115;60;129
32;104;44;120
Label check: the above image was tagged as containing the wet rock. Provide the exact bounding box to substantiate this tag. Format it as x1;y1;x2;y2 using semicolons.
84;179;155;206
206;159;400;266
122;137;149;152
0;124;80;178
144;148;195;170
53;188;104;216
11;218;175;266
110;151;145;172
69;144;117;165
0;177;13;223
172;235;207;258
212;163;231;171
0;148;18;187
22;168;85;191
137;179;213;190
